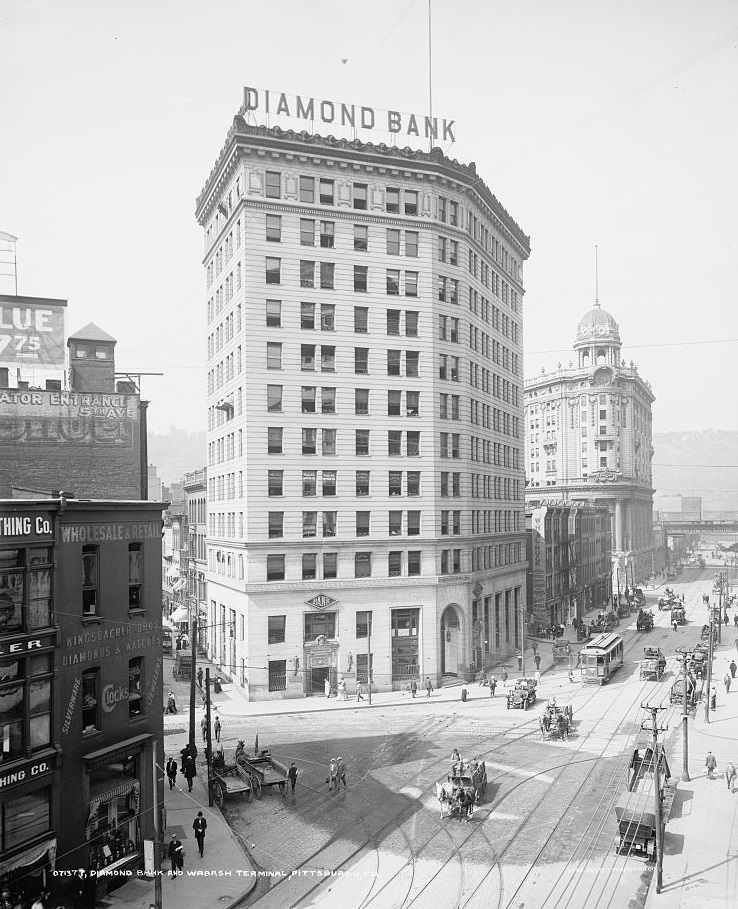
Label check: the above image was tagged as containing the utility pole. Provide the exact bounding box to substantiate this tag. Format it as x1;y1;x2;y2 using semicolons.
520;600;526;676
151;739;163;909
204;669;214;806
675;646;690;781
642;704;668;894
189;618;198;756
367;617;372;707
705;602;716;723
717;574;723;644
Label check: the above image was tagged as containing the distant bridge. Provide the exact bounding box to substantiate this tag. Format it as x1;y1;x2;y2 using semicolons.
660;518;738;545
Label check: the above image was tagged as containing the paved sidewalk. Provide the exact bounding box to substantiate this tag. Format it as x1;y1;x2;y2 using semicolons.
644;639;738;908
103;755;257;909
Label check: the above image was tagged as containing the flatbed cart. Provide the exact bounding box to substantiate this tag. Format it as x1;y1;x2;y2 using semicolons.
237;750;291;796
211;761;259;807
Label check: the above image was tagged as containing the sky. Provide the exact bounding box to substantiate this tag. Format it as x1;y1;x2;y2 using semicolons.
1;0;736;442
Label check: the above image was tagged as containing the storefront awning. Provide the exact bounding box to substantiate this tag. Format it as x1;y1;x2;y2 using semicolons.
0;837;56;877
170;606;189;623
87;780;140;833
83;733;152;771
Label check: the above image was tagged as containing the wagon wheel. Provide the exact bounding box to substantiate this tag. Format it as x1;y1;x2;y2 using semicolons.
253;777;263;800
213;782;224;808
244;775;254;803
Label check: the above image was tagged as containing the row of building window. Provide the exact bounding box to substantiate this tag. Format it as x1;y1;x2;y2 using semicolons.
264;549;463;581
207;468;520;503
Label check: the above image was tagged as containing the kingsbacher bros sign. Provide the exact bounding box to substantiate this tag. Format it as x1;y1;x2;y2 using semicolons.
242;87;456;142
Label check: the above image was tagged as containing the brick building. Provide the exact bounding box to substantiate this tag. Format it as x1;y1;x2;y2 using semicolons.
0;297;149;500
0;497;165;906
526;502;612;630
196;117;530;699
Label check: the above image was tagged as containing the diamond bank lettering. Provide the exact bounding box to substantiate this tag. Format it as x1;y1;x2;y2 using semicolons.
242;87;455;143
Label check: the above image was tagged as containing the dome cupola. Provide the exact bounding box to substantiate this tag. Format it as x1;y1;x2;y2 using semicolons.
574;302;621;369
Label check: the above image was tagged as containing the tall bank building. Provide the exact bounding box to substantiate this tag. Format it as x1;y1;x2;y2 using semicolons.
196;111;530;699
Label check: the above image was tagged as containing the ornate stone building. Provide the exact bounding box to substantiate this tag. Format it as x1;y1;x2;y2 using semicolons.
196;118;530;699
525;303;655;597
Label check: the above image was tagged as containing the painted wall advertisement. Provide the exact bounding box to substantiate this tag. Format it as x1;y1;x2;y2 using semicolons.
0;297;66;368
531;506;547;611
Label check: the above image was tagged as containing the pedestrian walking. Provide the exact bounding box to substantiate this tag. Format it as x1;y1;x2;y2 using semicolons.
166;691;177;714
183;754;196;792
724;673;731;694
705;750;717;779
197;666;203;688
288;762;298;793
425;677;433;697
672;620;678;633
338;677;347;701
355;680;364;701
576;651;581;668
534;653;541;671
532;641;538;655
410;678;418;698
730;659;737;679
502;668;508;687
710;686;717;711
734;614;738;629
192;811;207;857
324;677;331;698
213;715;221;743
166;756;178;790
200;714;207;742
168;833;184;877
489;675;497;697
725;761;737;792
725;612;730;627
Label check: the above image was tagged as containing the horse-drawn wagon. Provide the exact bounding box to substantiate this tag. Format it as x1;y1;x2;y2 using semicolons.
670;676;696;707
506;677;538;709
436;757;487;820
539;700;573;740
640;647;666;681
636;609;654;632
552;640;571;664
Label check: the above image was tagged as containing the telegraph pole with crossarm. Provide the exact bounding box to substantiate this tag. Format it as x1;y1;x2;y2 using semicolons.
642;704;668;894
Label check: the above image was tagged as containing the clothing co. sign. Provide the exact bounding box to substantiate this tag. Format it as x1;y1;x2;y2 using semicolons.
242;87;456;143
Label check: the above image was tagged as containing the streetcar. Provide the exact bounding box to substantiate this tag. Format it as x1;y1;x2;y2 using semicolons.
579;632;624;684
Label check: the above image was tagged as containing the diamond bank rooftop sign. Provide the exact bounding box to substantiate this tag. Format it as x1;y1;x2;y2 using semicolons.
241;87;456;144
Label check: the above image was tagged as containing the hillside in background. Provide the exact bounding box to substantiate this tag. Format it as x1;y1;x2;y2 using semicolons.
146;427;737;510
652;429;738;513
148;428;206;485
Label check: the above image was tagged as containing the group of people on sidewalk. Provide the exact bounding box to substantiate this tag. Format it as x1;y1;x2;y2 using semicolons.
705;750;737;791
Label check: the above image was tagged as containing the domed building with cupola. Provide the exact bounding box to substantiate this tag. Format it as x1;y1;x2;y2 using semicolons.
524;302;656;627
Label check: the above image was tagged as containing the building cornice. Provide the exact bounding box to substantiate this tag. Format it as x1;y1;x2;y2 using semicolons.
195;119;531;257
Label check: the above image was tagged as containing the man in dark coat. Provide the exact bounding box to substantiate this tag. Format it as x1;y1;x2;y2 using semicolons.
166;756;178;790
168;834;184;877
182;753;196;792
193;811;207;857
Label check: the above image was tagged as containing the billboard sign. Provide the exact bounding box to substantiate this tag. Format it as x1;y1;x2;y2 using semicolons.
0;296;66;368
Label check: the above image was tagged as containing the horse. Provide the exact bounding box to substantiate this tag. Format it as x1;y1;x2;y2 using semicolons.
539;712;551;738
435;779;456;819
234;740;247;765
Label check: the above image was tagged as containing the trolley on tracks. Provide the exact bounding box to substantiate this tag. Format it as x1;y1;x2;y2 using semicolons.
579;632;624;684
640;647;666;682
615;746;676;859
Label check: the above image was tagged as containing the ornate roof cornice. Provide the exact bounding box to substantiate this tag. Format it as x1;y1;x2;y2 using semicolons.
195;118;531;256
